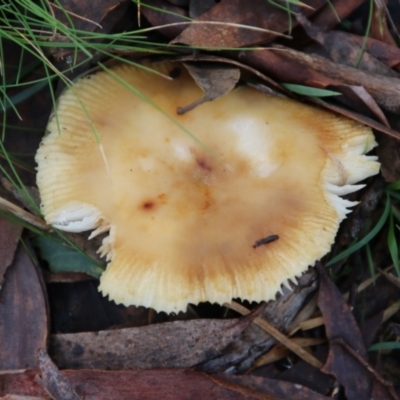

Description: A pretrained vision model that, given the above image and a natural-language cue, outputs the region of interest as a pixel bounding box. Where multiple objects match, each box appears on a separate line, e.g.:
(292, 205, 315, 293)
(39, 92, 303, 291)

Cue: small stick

(225, 301, 323, 369)
(0, 196, 50, 231)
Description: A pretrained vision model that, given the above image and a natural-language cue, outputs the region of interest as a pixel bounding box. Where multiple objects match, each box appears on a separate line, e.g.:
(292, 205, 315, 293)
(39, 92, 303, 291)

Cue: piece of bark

(0, 245, 49, 370)
(49, 317, 252, 369)
(36, 349, 80, 400)
(199, 268, 318, 373)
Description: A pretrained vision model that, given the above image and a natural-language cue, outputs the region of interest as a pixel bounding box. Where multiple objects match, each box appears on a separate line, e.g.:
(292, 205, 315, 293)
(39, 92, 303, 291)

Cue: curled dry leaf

(177, 62, 240, 114)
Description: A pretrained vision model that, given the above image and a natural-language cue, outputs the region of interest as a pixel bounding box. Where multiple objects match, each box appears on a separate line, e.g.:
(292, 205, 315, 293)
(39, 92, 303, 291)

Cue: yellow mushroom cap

(35, 63, 380, 313)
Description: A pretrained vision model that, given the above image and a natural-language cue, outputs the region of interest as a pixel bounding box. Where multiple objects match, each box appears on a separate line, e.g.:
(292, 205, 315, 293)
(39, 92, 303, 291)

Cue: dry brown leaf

(140, 0, 189, 38)
(0, 214, 22, 289)
(330, 85, 390, 127)
(377, 135, 400, 182)
(0, 246, 48, 370)
(239, 45, 400, 115)
(350, 35, 400, 71)
(311, 0, 366, 29)
(298, 15, 398, 78)
(177, 62, 240, 114)
(172, 0, 325, 48)
(370, 0, 396, 46)
(317, 263, 397, 400)
(51, 0, 126, 31)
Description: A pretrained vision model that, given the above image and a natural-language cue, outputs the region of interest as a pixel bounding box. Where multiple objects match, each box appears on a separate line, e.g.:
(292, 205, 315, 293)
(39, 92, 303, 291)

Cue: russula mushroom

(35, 62, 380, 313)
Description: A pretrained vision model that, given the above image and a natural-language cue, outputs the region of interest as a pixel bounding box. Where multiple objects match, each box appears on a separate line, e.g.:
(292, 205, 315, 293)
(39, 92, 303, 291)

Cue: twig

(225, 301, 323, 369)
(0, 196, 50, 231)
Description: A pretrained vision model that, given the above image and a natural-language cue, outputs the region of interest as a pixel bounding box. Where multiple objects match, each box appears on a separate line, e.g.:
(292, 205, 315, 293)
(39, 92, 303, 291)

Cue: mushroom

(35, 62, 380, 313)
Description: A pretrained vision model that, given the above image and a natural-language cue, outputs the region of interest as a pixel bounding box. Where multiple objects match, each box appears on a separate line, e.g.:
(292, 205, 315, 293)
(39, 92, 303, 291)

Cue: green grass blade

(386, 180, 400, 191)
(365, 243, 375, 279)
(280, 83, 342, 97)
(388, 208, 400, 275)
(369, 341, 400, 351)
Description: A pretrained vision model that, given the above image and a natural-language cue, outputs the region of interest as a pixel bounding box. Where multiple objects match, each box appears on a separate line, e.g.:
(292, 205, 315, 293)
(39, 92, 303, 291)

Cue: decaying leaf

(298, 14, 398, 78)
(177, 62, 240, 114)
(311, 0, 366, 30)
(50, 0, 127, 32)
(140, 0, 189, 38)
(317, 263, 397, 400)
(172, 0, 325, 48)
(377, 134, 400, 182)
(0, 246, 48, 370)
(239, 46, 400, 115)
(0, 214, 22, 289)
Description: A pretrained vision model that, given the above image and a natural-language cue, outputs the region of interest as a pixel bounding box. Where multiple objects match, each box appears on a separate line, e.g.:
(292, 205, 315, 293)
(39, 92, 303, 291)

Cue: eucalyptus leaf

(33, 236, 104, 278)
